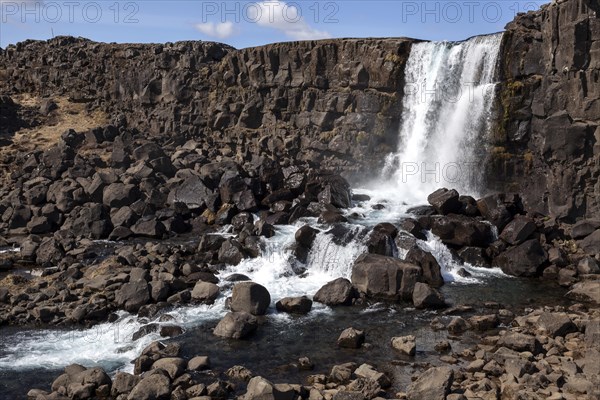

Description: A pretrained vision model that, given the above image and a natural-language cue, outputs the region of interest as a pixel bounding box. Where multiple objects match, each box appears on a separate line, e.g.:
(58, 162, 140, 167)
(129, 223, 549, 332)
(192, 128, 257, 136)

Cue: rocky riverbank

(25, 304, 600, 400)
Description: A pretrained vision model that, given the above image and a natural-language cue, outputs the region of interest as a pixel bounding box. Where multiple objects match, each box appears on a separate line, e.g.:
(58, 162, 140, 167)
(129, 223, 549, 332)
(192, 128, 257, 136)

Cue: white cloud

(195, 21, 235, 39)
(254, 1, 330, 40)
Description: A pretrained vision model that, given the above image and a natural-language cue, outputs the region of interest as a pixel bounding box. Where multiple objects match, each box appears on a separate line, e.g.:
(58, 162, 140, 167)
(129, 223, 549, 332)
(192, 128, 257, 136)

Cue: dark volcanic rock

(275, 296, 313, 314)
(115, 280, 150, 313)
(213, 311, 258, 339)
(230, 282, 271, 316)
(427, 214, 494, 247)
(351, 253, 421, 301)
(493, 239, 548, 277)
(427, 188, 462, 215)
(313, 278, 357, 306)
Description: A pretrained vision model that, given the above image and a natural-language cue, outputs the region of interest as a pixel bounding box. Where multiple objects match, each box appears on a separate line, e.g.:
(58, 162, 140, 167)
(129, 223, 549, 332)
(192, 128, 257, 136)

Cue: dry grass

(0, 94, 108, 178)
(9, 94, 108, 151)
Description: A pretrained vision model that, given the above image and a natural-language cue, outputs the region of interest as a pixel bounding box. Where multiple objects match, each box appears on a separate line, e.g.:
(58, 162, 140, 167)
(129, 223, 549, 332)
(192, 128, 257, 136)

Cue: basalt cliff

(1, 0, 598, 221)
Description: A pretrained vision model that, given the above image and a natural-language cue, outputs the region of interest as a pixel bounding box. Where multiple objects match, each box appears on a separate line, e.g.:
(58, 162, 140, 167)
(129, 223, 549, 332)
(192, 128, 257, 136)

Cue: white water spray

(381, 33, 502, 203)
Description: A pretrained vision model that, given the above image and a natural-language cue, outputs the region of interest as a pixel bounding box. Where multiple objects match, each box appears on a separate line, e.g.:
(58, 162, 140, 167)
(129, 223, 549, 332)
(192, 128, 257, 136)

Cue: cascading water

(381, 33, 502, 203)
(0, 34, 516, 396)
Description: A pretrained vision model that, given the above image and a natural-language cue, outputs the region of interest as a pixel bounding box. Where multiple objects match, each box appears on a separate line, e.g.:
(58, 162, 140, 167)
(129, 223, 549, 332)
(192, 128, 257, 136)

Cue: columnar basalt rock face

(0, 37, 413, 178)
(490, 0, 600, 221)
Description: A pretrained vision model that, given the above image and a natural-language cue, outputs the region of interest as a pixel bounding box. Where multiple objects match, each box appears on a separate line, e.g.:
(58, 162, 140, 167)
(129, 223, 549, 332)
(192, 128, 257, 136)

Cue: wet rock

(213, 311, 258, 339)
(427, 188, 462, 215)
(337, 327, 365, 349)
(218, 239, 245, 265)
(457, 246, 491, 268)
(428, 214, 494, 247)
(351, 253, 421, 301)
(230, 281, 271, 315)
(412, 282, 446, 309)
(313, 173, 352, 209)
(493, 239, 548, 277)
(476, 193, 522, 231)
(159, 325, 183, 337)
(366, 222, 398, 256)
(313, 278, 357, 306)
(295, 225, 318, 248)
(404, 246, 444, 287)
(191, 281, 220, 304)
(275, 296, 312, 314)
(318, 210, 348, 224)
(406, 366, 453, 400)
(391, 335, 416, 356)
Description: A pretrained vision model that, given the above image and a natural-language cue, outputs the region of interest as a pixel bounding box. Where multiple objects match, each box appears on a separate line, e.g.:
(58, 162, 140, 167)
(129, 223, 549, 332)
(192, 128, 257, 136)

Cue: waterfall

(382, 33, 502, 203)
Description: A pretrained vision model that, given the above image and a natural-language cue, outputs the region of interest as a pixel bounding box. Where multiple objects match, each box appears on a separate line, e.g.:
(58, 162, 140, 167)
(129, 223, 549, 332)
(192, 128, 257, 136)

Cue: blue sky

(1, 1, 548, 48)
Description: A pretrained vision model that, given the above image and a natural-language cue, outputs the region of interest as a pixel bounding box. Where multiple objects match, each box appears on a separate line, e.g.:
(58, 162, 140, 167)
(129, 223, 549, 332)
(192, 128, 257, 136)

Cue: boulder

(537, 312, 577, 338)
(427, 188, 462, 215)
(391, 335, 416, 356)
(578, 257, 600, 274)
(168, 175, 217, 210)
(406, 366, 454, 400)
(312, 174, 352, 209)
(313, 278, 356, 306)
(476, 193, 522, 231)
(354, 363, 391, 388)
(188, 356, 211, 371)
(218, 239, 245, 265)
(295, 225, 318, 248)
(566, 281, 600, 304)
(213, 311, 258, 339)
(151, 357, 186, 379)
(111, 372, 141, 397)
(103, 183, 140, 208)
(499, 216, 536, 245)
(244, 376, 295, 400)
(191, 281, 220, 304)
(428, 214, 494, 247)
(468, 314, 499, 331)
(493, 239, 548, 277)
(230, 282, 271, 315)
(571, 219, 600, 239)
(337, 327, 365, 349)
(412, 282, 446, 309)
(275, 296, 312, 314)
(351, 253, 421, 301)
(497, 332, 542, 354)
(578, 229, 600, 254)
(115, 280, 150, 313)
(127, 371, 171, 400)
(366, 223, 398, 256)
(404, 246, 444, 287)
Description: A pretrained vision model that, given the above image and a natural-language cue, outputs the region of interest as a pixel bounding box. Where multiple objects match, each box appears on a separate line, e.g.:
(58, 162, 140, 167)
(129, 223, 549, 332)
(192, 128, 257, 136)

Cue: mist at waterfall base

(0, 34, 568, 398)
